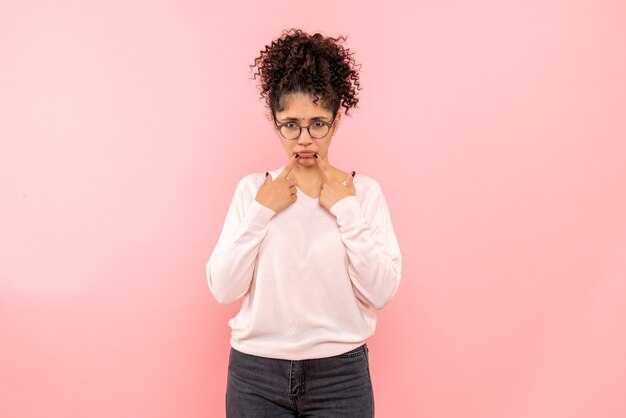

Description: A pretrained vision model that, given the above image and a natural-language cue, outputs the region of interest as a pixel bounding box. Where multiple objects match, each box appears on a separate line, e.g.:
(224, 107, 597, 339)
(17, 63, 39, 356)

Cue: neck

(292, 161, 327, 187)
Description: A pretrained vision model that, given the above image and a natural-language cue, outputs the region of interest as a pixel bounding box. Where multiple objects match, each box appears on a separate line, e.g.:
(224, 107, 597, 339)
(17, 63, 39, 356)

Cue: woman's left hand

(314, 155, 356, 212)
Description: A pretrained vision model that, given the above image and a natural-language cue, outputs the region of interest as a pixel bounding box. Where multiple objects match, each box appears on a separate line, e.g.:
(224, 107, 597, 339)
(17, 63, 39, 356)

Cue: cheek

(281, 142, 295, 154)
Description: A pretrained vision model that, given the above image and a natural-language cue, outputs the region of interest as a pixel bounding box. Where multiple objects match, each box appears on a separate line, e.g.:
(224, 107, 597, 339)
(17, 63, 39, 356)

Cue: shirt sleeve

(329, 180, 402, 309)
(206, 176, 276, 304)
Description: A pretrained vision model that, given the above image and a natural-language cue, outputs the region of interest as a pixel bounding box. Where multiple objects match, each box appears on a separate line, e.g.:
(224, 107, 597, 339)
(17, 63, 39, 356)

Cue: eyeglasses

(273, 113, 337, 140)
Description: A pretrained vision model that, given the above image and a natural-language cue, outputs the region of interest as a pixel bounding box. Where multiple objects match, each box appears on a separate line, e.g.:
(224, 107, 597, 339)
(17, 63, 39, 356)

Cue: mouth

(296, 151, 316, 158)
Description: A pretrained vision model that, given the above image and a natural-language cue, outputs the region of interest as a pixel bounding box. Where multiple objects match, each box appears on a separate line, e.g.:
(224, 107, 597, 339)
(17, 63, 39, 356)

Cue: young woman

(206, 28, 402, 417)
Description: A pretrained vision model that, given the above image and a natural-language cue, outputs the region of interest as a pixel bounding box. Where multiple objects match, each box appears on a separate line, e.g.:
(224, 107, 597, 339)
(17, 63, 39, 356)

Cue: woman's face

(272, 92, 341, 166)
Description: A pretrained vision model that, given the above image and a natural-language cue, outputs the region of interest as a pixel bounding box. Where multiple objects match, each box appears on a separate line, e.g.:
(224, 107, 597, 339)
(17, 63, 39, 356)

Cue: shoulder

(233, 172, 267, 198)
(238, 172, 265, 186)
(353, 173, 381, 189)
(234, 166, 289, 192)
(353, 173, 384, 195)
(352, 173, 388, 210)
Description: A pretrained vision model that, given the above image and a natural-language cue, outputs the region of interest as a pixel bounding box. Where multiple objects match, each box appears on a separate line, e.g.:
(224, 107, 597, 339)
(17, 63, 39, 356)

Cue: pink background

(1, 1, 625, 417)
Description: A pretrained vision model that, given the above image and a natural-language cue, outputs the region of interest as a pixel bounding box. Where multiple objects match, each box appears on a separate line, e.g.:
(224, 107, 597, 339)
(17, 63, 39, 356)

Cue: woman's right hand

(255, 154, 299, 213)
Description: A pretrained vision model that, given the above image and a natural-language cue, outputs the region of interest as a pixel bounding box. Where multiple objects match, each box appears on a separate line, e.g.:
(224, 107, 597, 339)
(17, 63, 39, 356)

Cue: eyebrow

(280, 115, 331, 122)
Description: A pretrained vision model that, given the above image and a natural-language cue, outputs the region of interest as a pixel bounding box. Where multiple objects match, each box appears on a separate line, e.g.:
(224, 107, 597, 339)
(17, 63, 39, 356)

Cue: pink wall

(1, 1, 625, 417)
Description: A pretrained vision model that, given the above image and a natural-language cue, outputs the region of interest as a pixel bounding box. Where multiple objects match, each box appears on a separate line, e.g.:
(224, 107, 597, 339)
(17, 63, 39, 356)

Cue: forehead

(275, 93, 334, 120)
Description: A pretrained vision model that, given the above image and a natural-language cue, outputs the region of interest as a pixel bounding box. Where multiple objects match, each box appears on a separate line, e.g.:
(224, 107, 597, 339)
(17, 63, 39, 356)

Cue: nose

(297, 128, 314, 145)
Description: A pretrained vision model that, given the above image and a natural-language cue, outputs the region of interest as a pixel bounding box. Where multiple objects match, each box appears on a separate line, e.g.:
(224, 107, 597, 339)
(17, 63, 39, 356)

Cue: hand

(255, 154, 299, 213)
(314, 154, 356, 212)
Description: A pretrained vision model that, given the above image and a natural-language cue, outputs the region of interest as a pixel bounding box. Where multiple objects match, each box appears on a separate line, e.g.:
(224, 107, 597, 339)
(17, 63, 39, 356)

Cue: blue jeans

(226, 344, 375, 417)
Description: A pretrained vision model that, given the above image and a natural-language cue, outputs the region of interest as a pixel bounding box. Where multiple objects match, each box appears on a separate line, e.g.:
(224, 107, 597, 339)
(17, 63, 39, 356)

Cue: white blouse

(206, 165, 402, 360)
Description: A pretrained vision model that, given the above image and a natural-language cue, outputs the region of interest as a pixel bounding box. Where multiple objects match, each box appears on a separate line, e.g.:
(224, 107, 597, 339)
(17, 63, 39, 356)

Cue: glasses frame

(273, 113, 338, 140)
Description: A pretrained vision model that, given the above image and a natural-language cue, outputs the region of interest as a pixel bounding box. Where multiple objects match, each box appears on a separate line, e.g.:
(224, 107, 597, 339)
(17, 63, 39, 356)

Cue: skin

(255, 92, 356, 213)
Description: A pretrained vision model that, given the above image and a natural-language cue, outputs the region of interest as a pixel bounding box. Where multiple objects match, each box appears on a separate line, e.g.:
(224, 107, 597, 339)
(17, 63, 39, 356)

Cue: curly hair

(250, 28, 362, 118)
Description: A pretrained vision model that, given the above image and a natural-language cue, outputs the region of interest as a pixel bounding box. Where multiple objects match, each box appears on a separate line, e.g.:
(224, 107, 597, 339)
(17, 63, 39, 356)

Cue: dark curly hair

(250, 28, 362, 119)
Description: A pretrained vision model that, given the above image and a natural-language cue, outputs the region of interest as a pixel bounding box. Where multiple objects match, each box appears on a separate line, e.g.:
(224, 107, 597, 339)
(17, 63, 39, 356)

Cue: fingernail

(314, 153, 318, 159)
(351, 171, 356, 177)
(295, 154, 300, 159)
(265, 172, 269, 177)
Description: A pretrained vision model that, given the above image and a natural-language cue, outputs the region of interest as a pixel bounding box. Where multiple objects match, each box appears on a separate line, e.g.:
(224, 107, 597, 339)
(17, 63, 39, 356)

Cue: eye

(285, 122, 298, 128)
(313, 121, 326, 127)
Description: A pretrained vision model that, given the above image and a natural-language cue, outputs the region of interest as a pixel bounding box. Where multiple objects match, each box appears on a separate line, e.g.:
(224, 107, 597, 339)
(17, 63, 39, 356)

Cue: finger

(279, 154, 299, 180)
(313, 153, 333, 182)
(346, 172, 354, 188)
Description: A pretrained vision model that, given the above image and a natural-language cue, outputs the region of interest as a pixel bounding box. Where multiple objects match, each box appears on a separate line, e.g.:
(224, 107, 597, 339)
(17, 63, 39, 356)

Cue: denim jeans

(225, 343, 374, 417)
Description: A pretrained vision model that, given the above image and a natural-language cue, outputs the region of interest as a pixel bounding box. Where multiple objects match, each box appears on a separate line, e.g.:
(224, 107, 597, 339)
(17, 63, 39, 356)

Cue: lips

(297, 151, 316, 157)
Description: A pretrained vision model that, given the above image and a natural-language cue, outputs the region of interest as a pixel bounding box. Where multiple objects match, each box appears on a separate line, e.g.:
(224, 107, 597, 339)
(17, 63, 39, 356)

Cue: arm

(206, 176, 276, 304)
(329, 180, 402, 309)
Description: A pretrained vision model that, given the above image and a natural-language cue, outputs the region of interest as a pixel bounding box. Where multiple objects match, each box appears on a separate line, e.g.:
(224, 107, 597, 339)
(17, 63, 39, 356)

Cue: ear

(332, 112, 342, 134)
(270, 112, 282, 137)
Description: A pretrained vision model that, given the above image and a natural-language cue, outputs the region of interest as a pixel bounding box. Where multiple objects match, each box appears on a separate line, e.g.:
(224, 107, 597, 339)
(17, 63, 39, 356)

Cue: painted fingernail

(314, 153, 319, 159)
(295, 154, 300, 159)
(265, 172, 269, 177)
(351, 171, 356, 177)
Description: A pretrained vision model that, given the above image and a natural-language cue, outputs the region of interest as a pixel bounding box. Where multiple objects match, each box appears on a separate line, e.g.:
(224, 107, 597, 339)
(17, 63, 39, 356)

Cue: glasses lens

(309, 122, 330, 139)
(280, 125, 300, 140)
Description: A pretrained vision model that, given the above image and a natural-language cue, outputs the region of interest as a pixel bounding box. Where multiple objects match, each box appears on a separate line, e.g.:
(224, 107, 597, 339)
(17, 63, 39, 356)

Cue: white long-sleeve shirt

(206, 165, 402, 360)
